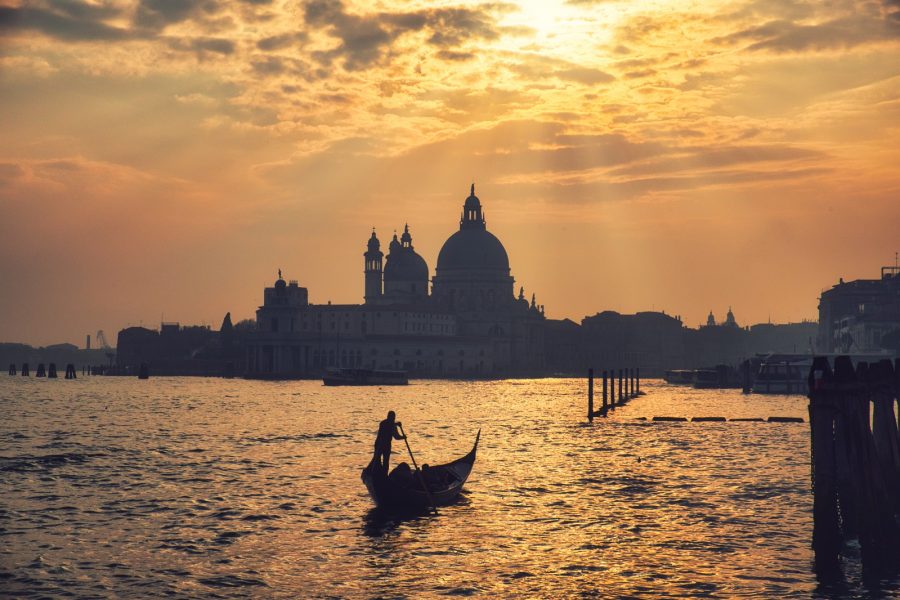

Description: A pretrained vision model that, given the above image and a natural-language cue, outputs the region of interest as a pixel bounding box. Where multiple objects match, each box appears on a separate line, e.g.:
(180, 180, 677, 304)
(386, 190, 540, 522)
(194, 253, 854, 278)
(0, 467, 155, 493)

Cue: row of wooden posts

(8, 363, 117, 377)
(587, 367, 642, 421)
(8, 362, 79, 379)
(808, 355, 900, 572)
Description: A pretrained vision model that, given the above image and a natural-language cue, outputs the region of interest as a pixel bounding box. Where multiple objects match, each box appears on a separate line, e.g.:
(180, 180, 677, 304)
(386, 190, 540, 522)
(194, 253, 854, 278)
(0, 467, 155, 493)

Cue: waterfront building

(817, 264, 900, 353)
(245, 186, 546, 378)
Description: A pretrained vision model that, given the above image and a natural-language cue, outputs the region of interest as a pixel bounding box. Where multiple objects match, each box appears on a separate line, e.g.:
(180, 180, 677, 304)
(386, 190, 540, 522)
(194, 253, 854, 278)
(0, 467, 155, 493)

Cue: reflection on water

(1, 377, 897, 598)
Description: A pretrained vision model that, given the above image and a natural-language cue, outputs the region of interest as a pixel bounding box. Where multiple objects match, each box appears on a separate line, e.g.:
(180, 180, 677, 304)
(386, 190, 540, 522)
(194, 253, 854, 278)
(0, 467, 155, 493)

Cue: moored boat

(664, 369, 695, 385)
(361, 431, 480, 511)
(323, 368, 408, 386)
(752, 355, 812, 394)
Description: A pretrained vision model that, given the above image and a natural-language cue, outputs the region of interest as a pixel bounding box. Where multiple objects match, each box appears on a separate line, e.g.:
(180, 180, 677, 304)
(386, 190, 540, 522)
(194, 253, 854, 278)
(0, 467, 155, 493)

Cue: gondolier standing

(374, 411, 405, 474)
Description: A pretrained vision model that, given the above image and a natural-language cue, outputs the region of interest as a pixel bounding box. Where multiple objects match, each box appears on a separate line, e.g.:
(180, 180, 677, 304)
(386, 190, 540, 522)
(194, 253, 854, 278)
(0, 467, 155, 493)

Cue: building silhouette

(245, 186, 546, 378)
(818, 264, 900, 353)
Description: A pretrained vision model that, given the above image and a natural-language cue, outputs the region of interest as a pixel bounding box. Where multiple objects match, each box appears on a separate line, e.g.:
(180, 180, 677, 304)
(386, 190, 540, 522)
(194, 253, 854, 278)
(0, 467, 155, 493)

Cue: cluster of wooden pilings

(8, 363, 79, 379)
(587, 367, 642, 421)
(808, 355, 900, 572)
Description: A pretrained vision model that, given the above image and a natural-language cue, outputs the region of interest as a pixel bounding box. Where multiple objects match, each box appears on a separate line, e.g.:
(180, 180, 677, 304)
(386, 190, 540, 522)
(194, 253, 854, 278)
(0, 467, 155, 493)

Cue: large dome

(436, 228, 510, 273)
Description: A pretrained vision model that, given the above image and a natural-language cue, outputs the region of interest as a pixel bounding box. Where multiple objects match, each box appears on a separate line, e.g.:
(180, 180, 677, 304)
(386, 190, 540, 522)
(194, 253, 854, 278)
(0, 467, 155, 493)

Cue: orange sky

(1, 0, 899, 346)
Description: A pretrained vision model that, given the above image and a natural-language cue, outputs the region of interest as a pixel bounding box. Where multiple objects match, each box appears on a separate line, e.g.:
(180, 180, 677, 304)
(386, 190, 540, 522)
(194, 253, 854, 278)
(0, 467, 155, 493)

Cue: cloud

(0, 2, 132, 41)
(133, 0, 222, 32)
(503, 53, 615, 86)
(714, 7, 900, 53)
(302, 0, 512, 70)
(256, 31, 308, 51)
(167, 36, 236, 56)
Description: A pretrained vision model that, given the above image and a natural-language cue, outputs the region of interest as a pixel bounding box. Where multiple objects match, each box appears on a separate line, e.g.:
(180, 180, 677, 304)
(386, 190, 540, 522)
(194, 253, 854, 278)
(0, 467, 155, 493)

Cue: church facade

(245, 186, 546, 378)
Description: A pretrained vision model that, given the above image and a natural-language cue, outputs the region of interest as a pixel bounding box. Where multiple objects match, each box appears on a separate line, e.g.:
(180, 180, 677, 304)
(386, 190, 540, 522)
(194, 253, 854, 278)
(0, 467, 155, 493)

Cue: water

(1, 377, 898, 598)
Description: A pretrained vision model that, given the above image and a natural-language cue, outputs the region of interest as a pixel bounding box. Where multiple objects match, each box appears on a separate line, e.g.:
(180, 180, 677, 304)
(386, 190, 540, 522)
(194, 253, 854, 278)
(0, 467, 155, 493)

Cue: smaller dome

(384, 224, 428, 282)
(384, 250, 428, 281)
(275, 269, 286, 289)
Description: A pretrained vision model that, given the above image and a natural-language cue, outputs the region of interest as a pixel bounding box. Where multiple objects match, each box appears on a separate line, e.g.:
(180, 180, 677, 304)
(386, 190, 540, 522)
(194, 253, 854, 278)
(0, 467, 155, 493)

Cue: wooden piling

(36, 363, 46, 377)
(602, 370, 608, 411)
(869, 360, 900, 514)
(48, 363, 57, 378)
(8, 363, 16, 375)
(618, 369, 623, 404)
(610, 369, 616, 407)
(588, 368, 594, 422)
(21, 363, 29, 376)
(65, 363, 76, 379)
(138, 363, 149, 379)
(636, 368, 641, 395)
(808, 356, 841, 568)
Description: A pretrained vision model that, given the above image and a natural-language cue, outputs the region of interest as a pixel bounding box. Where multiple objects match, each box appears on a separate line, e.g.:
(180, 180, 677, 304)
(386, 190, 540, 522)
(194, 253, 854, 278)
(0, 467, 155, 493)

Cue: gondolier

(373, 411, 405, 473)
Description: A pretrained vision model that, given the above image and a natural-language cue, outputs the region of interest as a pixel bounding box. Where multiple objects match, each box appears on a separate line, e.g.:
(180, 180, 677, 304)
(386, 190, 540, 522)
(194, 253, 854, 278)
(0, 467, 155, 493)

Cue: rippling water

(2, 376, 898, 598)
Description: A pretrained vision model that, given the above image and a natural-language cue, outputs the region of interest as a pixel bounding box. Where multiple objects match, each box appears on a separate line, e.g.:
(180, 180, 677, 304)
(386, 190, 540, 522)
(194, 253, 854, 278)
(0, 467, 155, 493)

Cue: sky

(0, 0, 898, 347)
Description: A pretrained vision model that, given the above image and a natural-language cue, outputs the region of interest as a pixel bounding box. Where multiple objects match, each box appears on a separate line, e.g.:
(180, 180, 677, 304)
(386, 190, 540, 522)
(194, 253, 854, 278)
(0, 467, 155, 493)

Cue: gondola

(361, 430, 480, 511)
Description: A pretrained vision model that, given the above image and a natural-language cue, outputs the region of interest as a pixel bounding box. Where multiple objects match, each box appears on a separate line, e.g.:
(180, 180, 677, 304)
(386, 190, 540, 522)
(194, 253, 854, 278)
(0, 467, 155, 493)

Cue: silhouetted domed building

(246, 184, 545, 378)
(433, 185, 513, 312)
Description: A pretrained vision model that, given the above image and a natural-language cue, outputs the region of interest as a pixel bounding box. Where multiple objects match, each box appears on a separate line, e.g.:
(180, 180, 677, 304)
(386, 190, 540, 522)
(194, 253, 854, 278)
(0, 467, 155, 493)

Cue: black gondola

(361, 430, 480, 511)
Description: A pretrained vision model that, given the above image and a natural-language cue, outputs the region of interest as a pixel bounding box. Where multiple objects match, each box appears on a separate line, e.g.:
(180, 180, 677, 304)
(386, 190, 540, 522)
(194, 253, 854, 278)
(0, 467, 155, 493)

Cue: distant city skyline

(1, 1, 898, 346)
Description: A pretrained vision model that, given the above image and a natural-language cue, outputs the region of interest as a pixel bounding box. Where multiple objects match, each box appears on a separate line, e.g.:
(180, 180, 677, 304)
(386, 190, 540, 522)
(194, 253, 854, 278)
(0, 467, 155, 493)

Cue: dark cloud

(256, 32, 308, 51)
(133, 0, 222, 32)
(303, 0, 511, 70)
(0, 2, 132, 41)
(167, 36, 236, 56)
(436, 49, 476, 61)
(715, 8, 900, 52)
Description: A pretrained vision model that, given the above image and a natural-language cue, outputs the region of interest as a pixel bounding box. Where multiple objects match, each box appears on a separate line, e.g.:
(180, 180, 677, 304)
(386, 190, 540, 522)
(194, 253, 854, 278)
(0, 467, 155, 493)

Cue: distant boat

(664, 369, 695, 384)
(752, 355, 812, 395)
(692, 365, 742, 389)
(322, 368, 408, 386)
(361, 431, 480, 511)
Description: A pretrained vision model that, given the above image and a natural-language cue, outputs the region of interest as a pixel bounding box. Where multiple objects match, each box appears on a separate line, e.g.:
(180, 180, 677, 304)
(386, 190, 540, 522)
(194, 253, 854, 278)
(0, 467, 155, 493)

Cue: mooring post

(852, 360, 899, 566)
(588, 368, 594, 422)
(8, 363, 16, 376)
(602, 370, 608, 411)
(65, 363, 76, 379)
(48, 363, 57, 378)
(138, 363, 149, 379)
(631, 368, 635, 398)
(36, 363, 46, 377)
(636, 367, 641, 395)
(21, 363, 29, 376)
(871, 360, 900, 503)
(609, 369, 616, 408)
(808, 356, 841, 568)
(618, 369, 623, 404)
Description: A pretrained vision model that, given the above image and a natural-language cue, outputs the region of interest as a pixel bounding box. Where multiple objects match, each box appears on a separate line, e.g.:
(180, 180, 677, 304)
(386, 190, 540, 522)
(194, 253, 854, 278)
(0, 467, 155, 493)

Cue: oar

(399, 424, 438, 514)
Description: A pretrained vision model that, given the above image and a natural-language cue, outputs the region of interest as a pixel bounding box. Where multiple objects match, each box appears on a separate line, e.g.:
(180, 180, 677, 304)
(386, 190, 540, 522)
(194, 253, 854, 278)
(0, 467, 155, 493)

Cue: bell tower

(364, 229, 383, 304)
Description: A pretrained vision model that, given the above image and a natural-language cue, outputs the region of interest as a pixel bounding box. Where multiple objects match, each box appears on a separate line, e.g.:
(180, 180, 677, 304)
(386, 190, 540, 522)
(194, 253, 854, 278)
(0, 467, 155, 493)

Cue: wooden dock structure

(807, 355, 900, 571)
